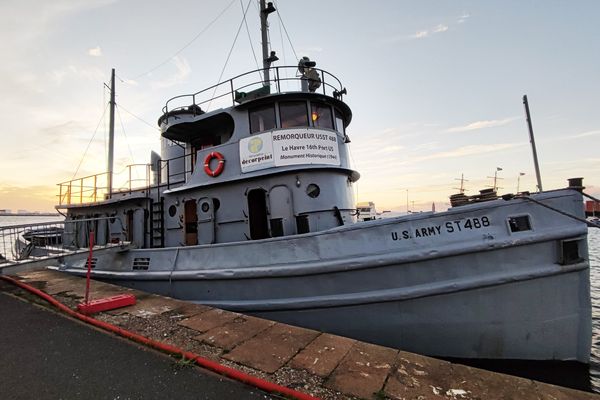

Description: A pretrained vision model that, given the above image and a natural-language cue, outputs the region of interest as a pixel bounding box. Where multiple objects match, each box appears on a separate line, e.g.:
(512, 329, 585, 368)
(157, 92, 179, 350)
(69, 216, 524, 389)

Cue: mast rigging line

(71, 102, 110, 180)
(115, 106, 138, 174)
(125, 0, 237, 81)
(240, 0, 261, 73)
(273, 0, 298, 61)
(208, 0, 253, 111)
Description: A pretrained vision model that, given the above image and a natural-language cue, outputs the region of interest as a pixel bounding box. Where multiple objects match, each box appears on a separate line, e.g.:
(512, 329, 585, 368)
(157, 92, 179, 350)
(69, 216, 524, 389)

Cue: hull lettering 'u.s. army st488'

(391, 216, 492, 241)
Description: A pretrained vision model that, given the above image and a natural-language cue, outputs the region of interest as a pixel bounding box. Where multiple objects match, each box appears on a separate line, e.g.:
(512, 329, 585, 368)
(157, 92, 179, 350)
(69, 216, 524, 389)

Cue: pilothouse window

(335, 109, 345, 134)
(280, 101, 309, 128)
(311, 102, 334, 130)
(249, 104, 276, 134)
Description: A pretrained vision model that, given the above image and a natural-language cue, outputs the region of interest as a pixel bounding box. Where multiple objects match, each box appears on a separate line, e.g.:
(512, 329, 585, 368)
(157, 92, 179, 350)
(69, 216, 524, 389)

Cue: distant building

(0, 209, 11, 214)
(585, 200, 600, 217)
(17, 210, 28, 214)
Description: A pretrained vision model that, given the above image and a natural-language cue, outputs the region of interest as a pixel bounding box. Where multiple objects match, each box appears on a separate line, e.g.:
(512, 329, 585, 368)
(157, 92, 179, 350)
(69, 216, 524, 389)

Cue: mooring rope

(516, 193, 600, 228)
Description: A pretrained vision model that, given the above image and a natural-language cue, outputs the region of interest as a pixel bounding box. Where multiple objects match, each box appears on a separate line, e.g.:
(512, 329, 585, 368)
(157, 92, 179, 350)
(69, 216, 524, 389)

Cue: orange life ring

(204, 152, 225, 177)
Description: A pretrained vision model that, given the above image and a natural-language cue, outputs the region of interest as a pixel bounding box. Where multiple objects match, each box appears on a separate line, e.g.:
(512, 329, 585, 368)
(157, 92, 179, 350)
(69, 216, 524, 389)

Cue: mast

(523, 95, 543, 192)
(107, 68, 116, 198)
(260, 0, 277, 85)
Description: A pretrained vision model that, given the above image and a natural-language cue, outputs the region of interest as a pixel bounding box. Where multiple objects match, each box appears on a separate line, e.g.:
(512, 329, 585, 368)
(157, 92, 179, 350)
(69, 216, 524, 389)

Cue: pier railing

(0, 217, 127, 264)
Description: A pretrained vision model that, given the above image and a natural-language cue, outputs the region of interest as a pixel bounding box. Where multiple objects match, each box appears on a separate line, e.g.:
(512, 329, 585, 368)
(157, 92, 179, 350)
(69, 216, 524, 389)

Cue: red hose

(0, 275, 319, 400)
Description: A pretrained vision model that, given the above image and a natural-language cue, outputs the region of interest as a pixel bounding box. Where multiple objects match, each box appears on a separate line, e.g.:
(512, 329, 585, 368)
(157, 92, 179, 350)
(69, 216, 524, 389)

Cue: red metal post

(84, 230, 95, 304)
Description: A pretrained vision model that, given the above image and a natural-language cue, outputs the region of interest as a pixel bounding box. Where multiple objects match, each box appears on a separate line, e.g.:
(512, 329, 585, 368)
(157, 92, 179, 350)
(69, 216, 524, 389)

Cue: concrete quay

(3, 268, 598, 400)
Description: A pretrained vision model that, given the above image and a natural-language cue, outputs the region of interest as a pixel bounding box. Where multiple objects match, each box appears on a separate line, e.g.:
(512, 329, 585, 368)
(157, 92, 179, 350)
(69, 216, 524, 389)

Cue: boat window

(280, 101, 308, 128)
(310, 102, 334, 130)
(306, 184, 320, 198)
(559, 239, 583, 265)
(249, 104, 276, 134)
(335, 109, 345, 134)
(508, 215, 531, 232)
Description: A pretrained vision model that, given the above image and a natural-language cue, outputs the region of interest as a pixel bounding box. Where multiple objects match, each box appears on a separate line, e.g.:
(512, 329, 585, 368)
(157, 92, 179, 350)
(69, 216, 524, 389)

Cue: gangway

(0, 217, 130, 275)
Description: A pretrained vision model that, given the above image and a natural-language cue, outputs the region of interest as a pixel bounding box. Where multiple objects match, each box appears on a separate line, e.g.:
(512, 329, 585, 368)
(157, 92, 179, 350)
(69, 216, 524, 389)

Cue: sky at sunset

(0, 0, 598, 212)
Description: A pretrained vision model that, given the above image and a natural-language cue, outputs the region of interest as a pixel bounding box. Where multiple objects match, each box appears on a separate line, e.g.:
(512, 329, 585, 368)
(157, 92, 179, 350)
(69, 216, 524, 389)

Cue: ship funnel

(150, 151, 161, 186)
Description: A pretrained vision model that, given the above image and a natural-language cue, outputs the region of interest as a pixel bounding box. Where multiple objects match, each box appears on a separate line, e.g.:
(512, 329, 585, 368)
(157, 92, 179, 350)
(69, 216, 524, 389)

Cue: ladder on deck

(151, 198, 165, 248)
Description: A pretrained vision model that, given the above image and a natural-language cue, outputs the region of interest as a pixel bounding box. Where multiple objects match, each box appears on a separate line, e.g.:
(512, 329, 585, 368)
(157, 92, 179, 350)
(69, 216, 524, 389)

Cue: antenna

(523, 95, 543, 191)
(487, 167, 503, 191)
(453, 173, 468, 194)
(107, 68, 115, 199)
(260, 0, 277, 85)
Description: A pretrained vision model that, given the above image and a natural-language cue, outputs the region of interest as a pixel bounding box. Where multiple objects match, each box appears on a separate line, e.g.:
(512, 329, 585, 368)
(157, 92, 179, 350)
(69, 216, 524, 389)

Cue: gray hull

(57, 189, 592, 362)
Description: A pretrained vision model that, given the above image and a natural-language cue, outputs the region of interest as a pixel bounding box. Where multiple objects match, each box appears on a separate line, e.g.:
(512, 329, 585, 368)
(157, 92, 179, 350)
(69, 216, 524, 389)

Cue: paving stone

(171, 302, 212, 318)
(194, 315, 274, 350)
(326, 341, 397, 399)
(223, 323, 320, 373)
(384, 351, 455, 400)
(289, 333, 355, 378)
(111, 295, 181, 318)
(178, 308, 240, 332)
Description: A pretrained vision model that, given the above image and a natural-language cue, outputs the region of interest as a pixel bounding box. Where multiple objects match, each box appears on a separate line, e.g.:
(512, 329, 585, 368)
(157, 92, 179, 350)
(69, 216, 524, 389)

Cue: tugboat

(51, 2, 591, 363)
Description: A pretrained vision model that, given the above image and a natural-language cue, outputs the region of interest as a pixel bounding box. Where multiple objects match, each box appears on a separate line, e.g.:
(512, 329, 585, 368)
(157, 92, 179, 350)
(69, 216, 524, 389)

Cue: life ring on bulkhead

(204, 151, 225, 177)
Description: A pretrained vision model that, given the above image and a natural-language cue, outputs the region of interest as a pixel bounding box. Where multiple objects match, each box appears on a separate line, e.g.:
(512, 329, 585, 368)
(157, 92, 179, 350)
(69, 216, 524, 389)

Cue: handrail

(160, 65, 345, 122)
(57, 164, 152, 206)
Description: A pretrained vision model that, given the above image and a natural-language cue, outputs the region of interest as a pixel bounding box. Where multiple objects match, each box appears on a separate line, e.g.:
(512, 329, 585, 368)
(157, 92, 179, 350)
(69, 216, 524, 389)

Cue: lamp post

(490, 167, 503, 191)
(517, 172, 525, 193)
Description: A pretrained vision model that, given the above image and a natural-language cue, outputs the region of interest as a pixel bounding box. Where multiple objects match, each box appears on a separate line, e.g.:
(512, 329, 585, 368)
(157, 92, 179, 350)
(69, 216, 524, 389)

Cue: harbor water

(1, 215, 599, 393)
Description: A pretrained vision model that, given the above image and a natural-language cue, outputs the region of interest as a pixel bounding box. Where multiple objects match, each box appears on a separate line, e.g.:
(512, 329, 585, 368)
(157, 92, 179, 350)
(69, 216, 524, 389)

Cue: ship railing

(57, 164, 152, 206)
(161, 65, 345, 122)
(0, 216, 126, 264)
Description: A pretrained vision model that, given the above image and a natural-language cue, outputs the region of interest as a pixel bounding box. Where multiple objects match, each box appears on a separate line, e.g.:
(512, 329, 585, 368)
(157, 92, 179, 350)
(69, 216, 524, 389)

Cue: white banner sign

(240, 129, 340, 173)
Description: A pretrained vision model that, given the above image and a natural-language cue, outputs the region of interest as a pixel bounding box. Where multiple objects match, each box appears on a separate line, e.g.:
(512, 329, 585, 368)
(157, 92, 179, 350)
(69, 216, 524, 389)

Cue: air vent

(132, 257, 150, 270)
(85, 258, 97, 269)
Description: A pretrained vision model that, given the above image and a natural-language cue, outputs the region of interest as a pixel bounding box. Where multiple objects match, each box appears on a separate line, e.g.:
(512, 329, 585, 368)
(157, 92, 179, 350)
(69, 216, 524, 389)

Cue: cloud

(446, 117, 518, 133)
(412, 143, 522, 162)
(87, 46, 102, 57)
(409, 24, 449, 40)
(151, 56, 191, 89)
(457, 13, 470, 24)
(565, 129, 600, 139)
(433, 24, 449, 33)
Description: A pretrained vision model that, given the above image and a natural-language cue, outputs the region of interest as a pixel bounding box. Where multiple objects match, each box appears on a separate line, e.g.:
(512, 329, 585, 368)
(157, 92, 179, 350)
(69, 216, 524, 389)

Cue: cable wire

(207, 0, 252, 111)
(129, 0, 237, 80)
(71, 102, 110, 180)
(117, 104, 161, 132)
(274, 0, 298, 61)
(241, 0, 260, 71)
(115, 105, 138, 171)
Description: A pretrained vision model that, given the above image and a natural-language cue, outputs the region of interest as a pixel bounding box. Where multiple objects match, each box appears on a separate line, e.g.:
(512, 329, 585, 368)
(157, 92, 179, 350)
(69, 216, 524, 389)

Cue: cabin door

(269, 185, 295, 237)
(197, 197, 215, 244)
(247, 189, 270, 240)
(184, 200, 198, 245)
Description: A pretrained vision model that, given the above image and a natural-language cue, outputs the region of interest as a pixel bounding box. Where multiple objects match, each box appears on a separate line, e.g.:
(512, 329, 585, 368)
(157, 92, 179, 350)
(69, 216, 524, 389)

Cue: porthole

(306, 184, 320, 198)
(213, 198, 221, 211)
(201, 202, 210, 212)
(168, 205, 177, 217)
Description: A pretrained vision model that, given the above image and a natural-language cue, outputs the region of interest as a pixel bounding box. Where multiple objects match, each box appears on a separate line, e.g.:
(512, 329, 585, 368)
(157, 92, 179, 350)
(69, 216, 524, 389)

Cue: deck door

(268, 185, 295, 237)
(184, 200, 198, 245)
(197, 197, 215, 244)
